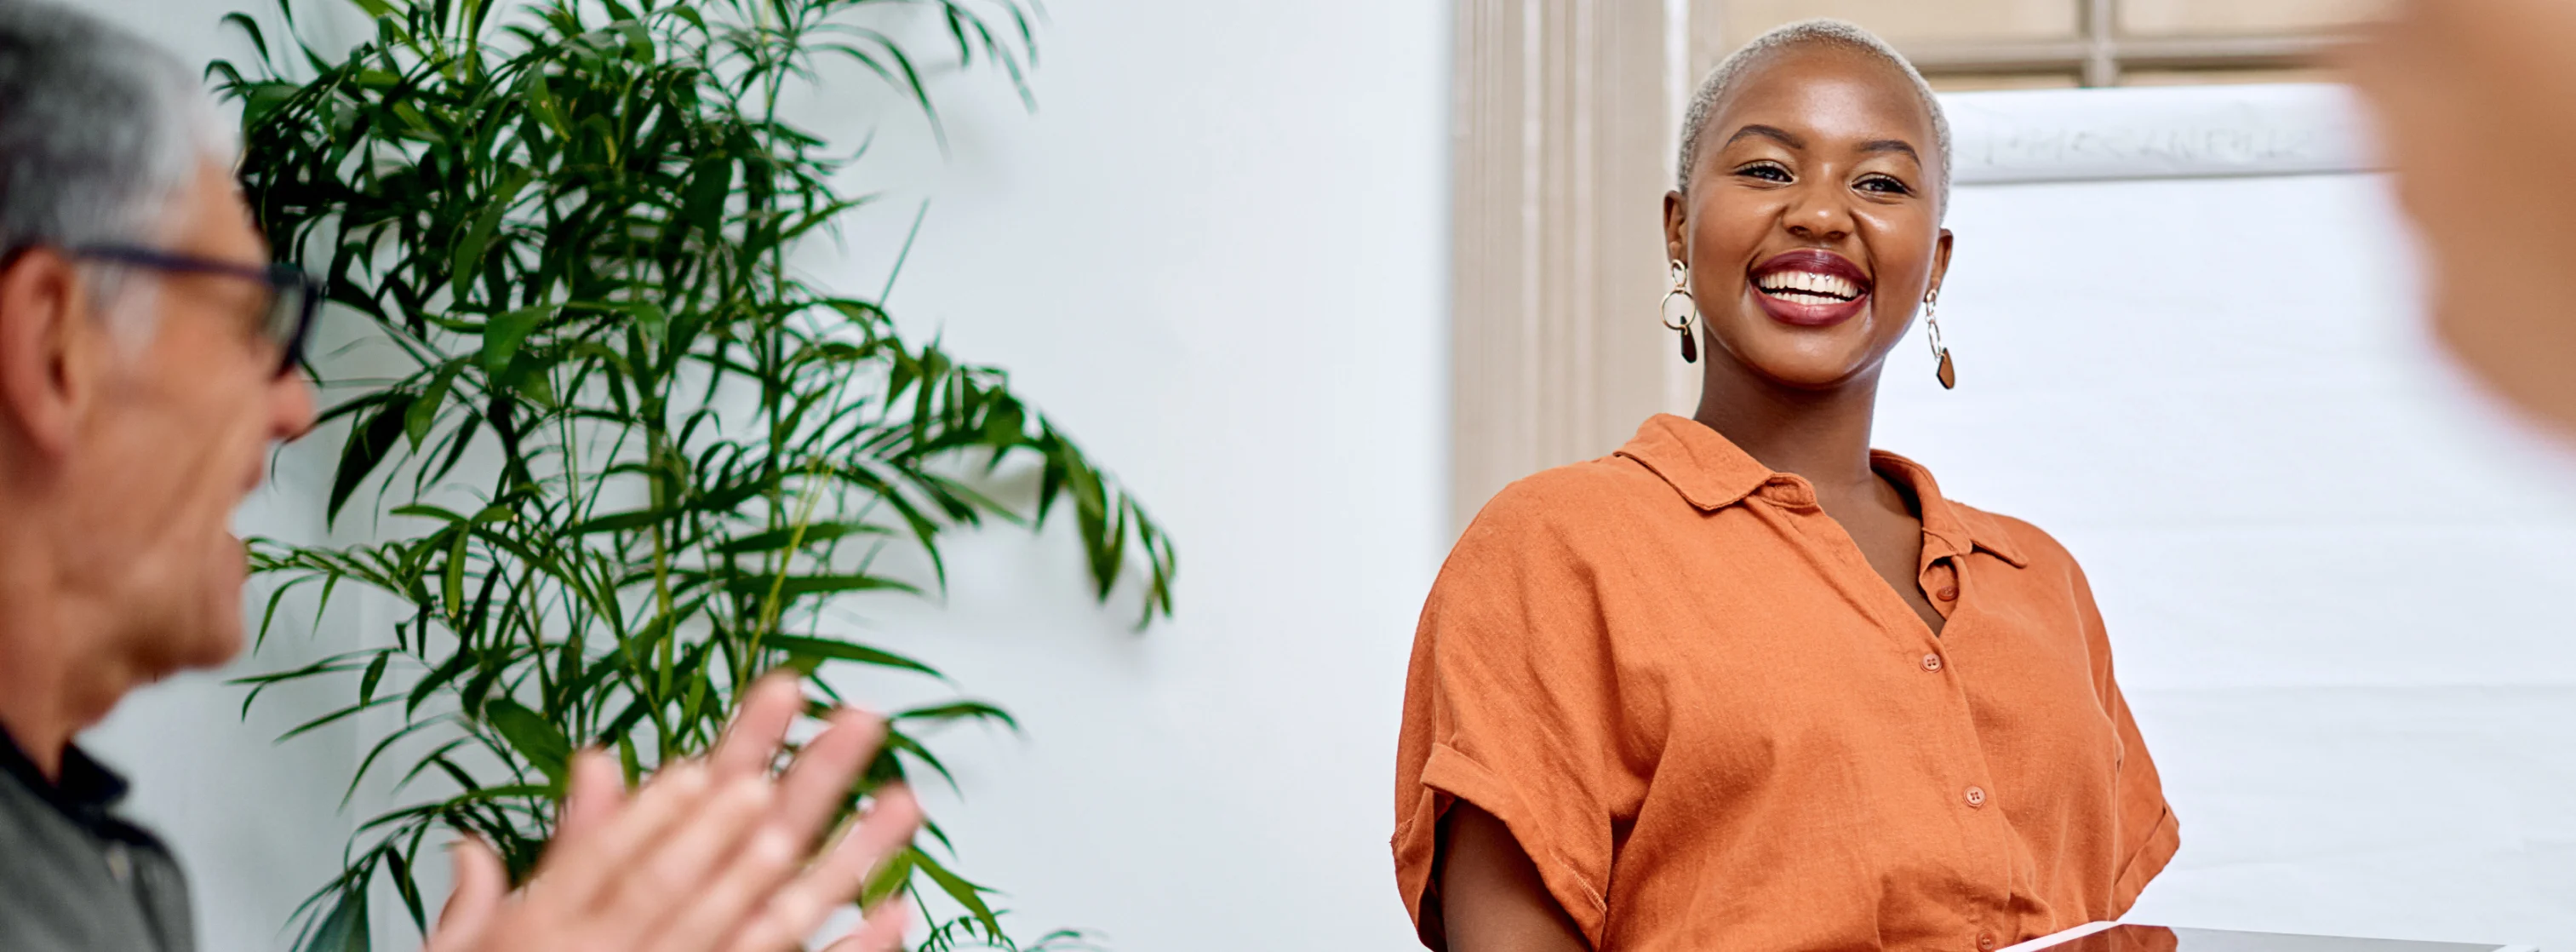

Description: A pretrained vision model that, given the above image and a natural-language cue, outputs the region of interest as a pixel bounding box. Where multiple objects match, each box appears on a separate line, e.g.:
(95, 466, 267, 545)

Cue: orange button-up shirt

(1394, 415, 2178, 951)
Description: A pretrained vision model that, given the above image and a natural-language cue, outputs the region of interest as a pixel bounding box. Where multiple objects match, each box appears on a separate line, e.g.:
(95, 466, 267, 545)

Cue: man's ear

(0, 249, 94, 460)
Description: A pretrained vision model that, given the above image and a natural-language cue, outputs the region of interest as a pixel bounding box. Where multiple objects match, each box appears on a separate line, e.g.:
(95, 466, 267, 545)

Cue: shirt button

(1964, 785, 1988, 808)
(1921, 652, 1943, 673)
(1936, 586, 1960, 601)
(1978, 932, 1998, 951)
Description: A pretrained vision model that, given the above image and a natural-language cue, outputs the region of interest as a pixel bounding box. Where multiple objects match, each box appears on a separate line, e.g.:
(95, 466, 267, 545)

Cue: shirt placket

(1766, 481, 2012, 949)
(1925, 553, 2021, 951)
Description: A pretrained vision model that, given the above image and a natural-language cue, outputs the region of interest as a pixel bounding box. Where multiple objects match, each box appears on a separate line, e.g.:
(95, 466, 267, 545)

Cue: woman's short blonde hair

(1676, 18, 1951, 212)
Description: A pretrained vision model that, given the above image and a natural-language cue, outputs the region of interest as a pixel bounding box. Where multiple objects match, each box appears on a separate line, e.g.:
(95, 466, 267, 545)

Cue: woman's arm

(1435, 803, 1592, 952)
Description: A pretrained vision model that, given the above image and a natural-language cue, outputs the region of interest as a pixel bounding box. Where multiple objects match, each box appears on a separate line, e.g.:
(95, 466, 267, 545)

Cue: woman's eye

(1736, 163, 1791, 183)
(1858, 175, 1913, 195)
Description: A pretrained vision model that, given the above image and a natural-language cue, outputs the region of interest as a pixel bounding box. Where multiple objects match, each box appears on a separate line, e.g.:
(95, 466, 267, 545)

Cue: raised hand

(426, 674, 924, 952)
(2346, 0, 2576, 431)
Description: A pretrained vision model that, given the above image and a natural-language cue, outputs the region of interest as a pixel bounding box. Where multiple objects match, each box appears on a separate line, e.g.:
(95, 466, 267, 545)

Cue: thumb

(426, 835, 506, 952)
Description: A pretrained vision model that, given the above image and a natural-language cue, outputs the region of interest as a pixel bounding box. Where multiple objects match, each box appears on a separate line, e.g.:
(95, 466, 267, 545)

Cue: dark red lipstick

(1749, 249, 1873, 328)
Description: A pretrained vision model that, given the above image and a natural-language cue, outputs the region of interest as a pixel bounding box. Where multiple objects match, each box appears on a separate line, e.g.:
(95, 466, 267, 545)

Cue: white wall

(1880, 88, 2576, 950)
(75, 1, 1452, 951)
(793, 3, 1451, 949)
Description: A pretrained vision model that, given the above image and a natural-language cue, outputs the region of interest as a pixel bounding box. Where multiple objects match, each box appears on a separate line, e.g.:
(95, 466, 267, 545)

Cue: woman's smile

(1749, 248, 1873, 327)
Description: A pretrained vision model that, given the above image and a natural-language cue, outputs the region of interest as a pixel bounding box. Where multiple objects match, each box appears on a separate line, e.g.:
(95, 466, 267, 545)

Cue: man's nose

(270, 372, 318, 442)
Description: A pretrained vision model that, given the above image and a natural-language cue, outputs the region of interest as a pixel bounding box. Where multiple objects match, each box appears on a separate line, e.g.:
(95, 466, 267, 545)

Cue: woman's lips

(1749, 249, 1872, 328)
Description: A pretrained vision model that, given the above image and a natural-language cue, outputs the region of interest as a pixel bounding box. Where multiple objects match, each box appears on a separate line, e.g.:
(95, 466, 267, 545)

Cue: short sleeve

(1392, 486, 1628, 950)
(2066, 555, 2180, 913)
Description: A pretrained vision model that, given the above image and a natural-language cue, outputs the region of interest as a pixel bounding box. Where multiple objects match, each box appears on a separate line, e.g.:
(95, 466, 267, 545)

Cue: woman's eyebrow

(1858, 139, 1921, 163)
(1725, 123, 1805, 150)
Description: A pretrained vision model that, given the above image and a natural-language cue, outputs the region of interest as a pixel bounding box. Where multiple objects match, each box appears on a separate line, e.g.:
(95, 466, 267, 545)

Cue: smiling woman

(1394, 19, 2175, 952)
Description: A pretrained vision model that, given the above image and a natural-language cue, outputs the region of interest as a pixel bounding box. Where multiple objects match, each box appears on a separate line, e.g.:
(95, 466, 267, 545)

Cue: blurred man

(2350, 0, 2576, 435)
(0, 4, 920, 951)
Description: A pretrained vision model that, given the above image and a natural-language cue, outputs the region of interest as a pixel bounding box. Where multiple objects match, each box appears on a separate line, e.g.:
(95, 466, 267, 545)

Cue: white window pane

(2118, 66, 2344, 86)
(2119, 0, 2389, 36)
(1720, 0, 2078, 47)
(1931, 72, 2083, 91)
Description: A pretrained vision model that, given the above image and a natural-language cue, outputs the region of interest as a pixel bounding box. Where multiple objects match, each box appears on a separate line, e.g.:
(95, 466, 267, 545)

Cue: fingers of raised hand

(423, 836, 506, 952)
(554, 748, 630, 850)
(773, 708, 888, 841)
(710, 673, 807, 782)
(638, 811, 806, 952)
(597, 774, 777, 943)
(723, 783, 923, 952)
(525, 760, 718, 913)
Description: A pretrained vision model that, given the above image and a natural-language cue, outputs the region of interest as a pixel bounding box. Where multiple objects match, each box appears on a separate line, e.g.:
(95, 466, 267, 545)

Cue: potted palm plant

(209, 1, 1173, 949)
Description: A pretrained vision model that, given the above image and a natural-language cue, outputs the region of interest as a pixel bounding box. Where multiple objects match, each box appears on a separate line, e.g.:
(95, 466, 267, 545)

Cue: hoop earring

(1662, 260, 1699, 364)
(1924, 288, 1956, 389)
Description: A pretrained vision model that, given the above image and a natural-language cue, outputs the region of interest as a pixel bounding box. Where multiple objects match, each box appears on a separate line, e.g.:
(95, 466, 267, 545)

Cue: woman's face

(1665, 45, 1952, 391)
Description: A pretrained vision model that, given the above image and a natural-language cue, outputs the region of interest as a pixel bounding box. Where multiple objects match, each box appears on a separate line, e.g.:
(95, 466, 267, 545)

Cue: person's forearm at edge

(1434, 804, 1591, 952)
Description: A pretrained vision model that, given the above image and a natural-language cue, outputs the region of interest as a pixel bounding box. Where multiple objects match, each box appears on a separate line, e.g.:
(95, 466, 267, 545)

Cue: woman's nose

(1783, 182, 1855, 240)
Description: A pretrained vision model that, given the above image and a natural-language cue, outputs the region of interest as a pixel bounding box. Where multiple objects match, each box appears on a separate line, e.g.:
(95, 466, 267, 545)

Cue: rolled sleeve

(1392, 484, 1627, 949)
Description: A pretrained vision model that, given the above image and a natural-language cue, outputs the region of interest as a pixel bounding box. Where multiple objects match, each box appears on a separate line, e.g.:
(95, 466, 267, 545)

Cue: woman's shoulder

(1460, 453, 1687, 542)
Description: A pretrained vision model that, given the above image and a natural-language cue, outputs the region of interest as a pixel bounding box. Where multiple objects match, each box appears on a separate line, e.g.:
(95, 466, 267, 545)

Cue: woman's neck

(1691, 356, 1886, 499)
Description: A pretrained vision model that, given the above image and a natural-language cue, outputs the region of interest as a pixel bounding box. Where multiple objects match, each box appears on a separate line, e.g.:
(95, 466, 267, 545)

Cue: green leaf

(328, 393, 415, 527)
(382, 845, 427, 933)
(278, 696, 399, 743)
(707, 521, 889, 555)
(623, 301, 667, 347)
(479, 306, 549, 377)
(358, 652, 389, 705)
(217, 13, 269, 66)
(679, 157, 733, 238)
(763, 634, 942, 678)
(480, 698, 571, 787)
(564, 508, 666, 536)
(441, 525, 470, 622)
(405, 363, 464, 450)
(405, 651, 472, 718)
(912, 847, 1005, 939)
(724, 573, 920, 599)
(295, 882, 370, 952)
(896, 700, 1019, 732)
(451, 165, 532, 293)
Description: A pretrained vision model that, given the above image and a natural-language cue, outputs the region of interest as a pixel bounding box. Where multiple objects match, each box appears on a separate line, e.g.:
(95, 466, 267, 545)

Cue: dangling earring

(1662, 260, 1699, 364)
(1924, 288, 1956, 389)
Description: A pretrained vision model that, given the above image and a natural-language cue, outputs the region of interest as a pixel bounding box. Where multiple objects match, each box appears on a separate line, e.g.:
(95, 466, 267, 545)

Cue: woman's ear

(1663, 190, 1689, 261)
(1927, 227, 1955, 298)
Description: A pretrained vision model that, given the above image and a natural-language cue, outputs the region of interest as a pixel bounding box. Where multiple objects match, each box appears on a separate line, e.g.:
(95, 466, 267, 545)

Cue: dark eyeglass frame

(65, 244, 320, 376)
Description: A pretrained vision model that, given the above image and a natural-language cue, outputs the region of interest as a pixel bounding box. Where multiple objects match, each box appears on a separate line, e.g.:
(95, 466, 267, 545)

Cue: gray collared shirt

(0, 728, 194, 952)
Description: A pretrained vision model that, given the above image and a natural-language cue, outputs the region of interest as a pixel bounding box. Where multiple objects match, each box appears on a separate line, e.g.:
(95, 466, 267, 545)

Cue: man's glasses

(68, 244, 320, 376)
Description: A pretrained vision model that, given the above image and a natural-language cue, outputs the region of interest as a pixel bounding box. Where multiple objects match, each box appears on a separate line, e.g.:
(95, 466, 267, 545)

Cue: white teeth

(1756, 269, 1861, 301)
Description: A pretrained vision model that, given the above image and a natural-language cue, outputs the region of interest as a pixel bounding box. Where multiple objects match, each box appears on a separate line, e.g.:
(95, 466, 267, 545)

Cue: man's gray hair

(0, 0, 225, 261)
(1675, 19, 1951, 211)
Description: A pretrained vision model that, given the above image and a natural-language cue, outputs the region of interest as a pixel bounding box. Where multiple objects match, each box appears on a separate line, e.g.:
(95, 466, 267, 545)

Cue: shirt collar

(1614, 414, 2029, 569)
(0, 722, 131, 823)
(1869, 450, 2029, 568)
